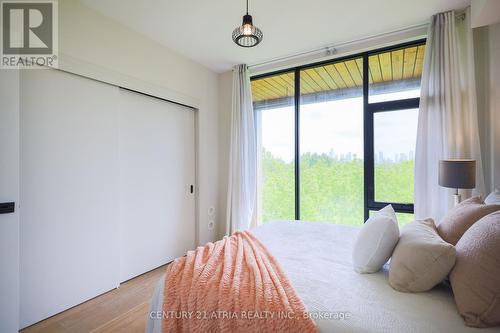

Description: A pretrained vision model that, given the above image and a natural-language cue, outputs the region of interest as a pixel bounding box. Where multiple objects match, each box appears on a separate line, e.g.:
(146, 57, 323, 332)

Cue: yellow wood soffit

(251, 45, 425, 102)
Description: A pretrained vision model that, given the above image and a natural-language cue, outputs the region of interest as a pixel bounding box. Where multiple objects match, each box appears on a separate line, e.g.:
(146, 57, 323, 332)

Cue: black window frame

(251, 38, 426, 223)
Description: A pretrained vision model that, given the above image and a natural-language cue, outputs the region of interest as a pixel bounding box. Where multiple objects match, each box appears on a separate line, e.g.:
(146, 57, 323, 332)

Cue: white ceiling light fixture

(232, 0, 263, 48)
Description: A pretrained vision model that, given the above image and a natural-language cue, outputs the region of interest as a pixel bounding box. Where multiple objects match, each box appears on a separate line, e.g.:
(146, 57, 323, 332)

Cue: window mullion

(294, 68, 300, 221)
(367, 98, 420, 113)
(363, 53, 373, 222)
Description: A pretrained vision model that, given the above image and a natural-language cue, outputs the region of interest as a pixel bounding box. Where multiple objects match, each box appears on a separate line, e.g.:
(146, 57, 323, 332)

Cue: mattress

(147, 221, 500, 333)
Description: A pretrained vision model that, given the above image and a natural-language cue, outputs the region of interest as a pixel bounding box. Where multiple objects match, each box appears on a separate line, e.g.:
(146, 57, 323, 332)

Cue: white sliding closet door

(20, 69, 120, 328)
(118, 89, 196, 282)
(0, 69, 20, 333)
(19, 69, 196, 328)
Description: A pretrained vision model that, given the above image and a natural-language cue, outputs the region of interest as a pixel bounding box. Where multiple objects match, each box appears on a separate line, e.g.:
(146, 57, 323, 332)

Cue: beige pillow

(450, 211, 500, 328)
(389, 218, 456, 292)
(437, 196, 500, 245)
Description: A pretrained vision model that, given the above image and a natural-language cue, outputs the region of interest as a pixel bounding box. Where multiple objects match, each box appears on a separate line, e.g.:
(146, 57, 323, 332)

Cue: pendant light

(232, 0, 263, 47)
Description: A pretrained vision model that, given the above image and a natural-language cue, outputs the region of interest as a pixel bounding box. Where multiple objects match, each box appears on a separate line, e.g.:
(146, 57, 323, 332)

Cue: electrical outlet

(208, 219, 215, 230)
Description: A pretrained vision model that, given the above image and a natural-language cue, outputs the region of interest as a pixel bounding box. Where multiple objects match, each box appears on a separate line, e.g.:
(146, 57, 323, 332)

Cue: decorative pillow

(389, 218, 456, 292)
(450, 211, 500, 328)
(437, 196, 500, 245)
(352, 205, 399, 274)
(485, 189, 500, 205)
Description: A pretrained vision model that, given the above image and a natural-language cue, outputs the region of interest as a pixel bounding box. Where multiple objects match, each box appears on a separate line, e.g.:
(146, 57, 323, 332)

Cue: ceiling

(81, 0, 470, 73)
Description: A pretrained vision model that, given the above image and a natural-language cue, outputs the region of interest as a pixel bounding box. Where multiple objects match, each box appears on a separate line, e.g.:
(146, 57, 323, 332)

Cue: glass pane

(252, 72, 295, 223)
(396, 213, 414, 225)
(299, 58, 364, 225)
(368, 44, 425, 103)
(374, 109, 418, 203)
(369, 210, 414, 226)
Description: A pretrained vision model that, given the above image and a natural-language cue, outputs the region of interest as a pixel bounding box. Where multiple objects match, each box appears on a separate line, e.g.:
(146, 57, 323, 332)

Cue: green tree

(261, 149, 414, 226)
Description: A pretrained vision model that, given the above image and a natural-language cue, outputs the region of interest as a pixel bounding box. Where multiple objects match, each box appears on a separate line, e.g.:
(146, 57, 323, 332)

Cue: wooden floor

(21, 265, 166, 333)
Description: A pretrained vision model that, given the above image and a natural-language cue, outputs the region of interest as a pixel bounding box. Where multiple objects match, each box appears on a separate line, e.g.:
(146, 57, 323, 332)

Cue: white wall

(217, 71, 233, 237)
(0, 71, 20, 333)
(474, 22, 500, 191)
(471, 0, 500, 28)
(474, 26, 491, 191)
(58, 0, 221, 245)
(490, 23, 500, 189)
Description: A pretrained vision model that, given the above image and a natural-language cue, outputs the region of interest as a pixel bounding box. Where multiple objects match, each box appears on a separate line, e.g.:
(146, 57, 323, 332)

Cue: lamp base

(453, 193, 461, 206)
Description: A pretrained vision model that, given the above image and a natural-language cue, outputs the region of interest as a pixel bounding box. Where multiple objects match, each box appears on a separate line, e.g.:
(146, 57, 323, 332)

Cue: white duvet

(148, 221, 500, 333)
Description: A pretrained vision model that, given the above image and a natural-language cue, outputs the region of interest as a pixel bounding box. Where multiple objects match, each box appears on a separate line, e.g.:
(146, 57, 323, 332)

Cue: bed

(147, 221, 500, 333)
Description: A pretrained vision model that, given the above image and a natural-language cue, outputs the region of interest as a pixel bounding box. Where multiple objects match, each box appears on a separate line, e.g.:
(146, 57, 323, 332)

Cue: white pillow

(352, 205, 400, 273)
(484, 189, 500, 205)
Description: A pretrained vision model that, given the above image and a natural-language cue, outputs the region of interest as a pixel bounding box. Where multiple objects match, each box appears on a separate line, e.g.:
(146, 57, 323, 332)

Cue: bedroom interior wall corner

(490, 23, 500, 190)
(58, 0, 223, 246)
(196, 72, 221, 245)
(217, 70, 233, 239)
(474, 26, 492, 193)
(474, 22, 500, 192)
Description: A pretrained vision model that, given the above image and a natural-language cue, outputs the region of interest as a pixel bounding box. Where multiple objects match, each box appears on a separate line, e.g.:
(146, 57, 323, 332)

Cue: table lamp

(439, 159, 476, 206)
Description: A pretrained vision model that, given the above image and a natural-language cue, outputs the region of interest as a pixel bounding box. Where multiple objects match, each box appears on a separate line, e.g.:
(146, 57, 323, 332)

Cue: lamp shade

(439, 159, 476, 189)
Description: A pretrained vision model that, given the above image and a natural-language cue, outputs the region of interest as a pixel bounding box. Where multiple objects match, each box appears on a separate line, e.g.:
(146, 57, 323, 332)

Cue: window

(253, 72, 295, 223)
(368, 210, 415, 225)
(368, 45, 425, 103)
(299, 60, 364, 225)
(374, 109, 418, 204)
(365, 43, 424, 224)
(252, 40, 425, 226)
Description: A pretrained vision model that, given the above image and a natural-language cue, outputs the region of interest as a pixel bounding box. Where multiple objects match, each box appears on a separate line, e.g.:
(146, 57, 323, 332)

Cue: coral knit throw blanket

(162, 230, 318, 333)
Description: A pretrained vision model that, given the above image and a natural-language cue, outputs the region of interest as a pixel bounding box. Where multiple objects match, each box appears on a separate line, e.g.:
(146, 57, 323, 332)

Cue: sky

(259, 89, 420, 163)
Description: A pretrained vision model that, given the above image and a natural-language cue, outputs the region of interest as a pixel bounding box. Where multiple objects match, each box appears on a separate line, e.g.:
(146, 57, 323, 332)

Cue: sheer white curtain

(415, 8, 485, 221)
(226, 64, 258, 234)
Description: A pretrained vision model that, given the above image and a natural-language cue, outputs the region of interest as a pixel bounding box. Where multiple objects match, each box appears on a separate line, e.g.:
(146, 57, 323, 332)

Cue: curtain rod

(248, 9, 467, 71)
(248, 22, 429, 69)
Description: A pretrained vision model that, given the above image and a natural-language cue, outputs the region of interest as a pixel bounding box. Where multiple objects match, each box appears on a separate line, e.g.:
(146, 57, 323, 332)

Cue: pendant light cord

(246, 0, 249, 14)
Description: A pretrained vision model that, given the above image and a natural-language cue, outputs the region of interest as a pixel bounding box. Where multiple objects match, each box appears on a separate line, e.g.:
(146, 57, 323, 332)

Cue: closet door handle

(0, 202, 15, 214)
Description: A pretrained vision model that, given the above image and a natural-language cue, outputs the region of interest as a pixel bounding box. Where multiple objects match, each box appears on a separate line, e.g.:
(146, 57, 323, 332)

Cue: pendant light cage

(232, 0, 263, 47)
